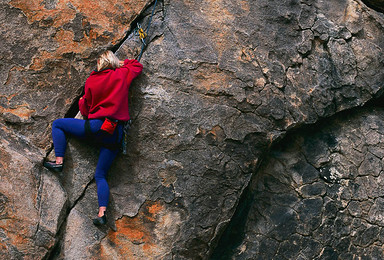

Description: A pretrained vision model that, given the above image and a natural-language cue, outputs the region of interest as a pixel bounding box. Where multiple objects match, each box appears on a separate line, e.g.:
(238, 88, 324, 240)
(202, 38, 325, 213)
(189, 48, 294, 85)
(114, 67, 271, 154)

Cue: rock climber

(43, 50, 143, 225)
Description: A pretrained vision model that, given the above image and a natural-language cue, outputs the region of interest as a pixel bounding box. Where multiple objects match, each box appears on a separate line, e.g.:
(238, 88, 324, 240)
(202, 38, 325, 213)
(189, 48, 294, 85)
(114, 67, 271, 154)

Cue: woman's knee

(52, 118, 66, 129)
(94, 169, 107, 182)
(52, 119, 60, 129)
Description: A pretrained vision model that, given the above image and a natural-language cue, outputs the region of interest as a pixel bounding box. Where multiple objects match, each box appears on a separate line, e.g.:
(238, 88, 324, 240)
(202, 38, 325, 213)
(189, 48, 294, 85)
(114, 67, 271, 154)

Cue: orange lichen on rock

(0, 217, 44, 258)
(100, 201, 167, 259)
(70, 0, 149, 44)
(148, 202, 162, 215)
(9, 0, 76, 27)
(100, 200, 182, 259)
(9, 0, 150, 70)
(9, 0, 148, 34)
(53, 29, 94, 57)
(0, 105, 35, 120)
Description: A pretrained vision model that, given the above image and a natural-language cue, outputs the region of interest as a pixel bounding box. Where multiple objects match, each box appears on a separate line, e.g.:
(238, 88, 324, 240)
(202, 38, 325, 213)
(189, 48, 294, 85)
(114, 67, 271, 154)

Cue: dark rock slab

(231, 107, 384, 259)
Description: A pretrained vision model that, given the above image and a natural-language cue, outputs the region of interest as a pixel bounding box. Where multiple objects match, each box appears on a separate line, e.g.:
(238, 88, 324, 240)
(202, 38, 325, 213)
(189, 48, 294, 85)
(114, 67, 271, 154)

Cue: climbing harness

(122, 0, 158, 155)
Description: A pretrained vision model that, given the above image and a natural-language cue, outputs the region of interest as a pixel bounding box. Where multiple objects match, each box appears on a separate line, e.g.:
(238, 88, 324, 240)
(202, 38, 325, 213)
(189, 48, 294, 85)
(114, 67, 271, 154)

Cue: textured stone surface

(228, 107, 384, 259)
(0, 0, 150, 258)
(0, 127, 67, 259)
(108, 0, 384, 258)
(0, 0, 384, 259)
(1, 0, 151, 148)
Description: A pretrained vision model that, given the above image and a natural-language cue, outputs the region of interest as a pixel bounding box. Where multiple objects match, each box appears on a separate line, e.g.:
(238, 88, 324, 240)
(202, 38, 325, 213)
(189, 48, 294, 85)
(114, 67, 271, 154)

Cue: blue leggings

(52, 118, 123, 207)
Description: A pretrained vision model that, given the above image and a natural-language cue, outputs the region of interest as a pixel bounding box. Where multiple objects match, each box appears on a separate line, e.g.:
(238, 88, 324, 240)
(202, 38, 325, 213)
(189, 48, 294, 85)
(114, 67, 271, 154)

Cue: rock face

(0, 127, 66, 259)
(222, 106, 384, 259)
(0, 0, 384, 259)
(1, 0, 152, 148)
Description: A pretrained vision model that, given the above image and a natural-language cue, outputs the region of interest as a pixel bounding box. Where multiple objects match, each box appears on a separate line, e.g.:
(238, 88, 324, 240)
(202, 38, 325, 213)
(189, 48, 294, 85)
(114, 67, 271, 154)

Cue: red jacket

(79, 59, 143, 121)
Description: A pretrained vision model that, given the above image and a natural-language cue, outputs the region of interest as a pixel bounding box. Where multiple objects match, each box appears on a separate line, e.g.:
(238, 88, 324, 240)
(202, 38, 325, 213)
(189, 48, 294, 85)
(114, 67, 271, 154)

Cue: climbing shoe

(93, 215, 107, 226)
(43, 161, 63, 173)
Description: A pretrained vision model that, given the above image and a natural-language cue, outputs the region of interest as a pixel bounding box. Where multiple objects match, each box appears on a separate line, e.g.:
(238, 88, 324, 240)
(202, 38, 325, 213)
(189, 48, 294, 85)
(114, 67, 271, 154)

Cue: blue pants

(52, 118, 123, 207)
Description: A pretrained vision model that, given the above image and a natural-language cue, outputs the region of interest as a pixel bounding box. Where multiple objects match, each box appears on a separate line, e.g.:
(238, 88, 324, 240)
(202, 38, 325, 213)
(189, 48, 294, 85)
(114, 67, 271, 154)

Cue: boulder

(226, 107, 384, 259)
(0, 126, 66, 259)
(1, 0, 151, 148)
(0, 0, 384, 259)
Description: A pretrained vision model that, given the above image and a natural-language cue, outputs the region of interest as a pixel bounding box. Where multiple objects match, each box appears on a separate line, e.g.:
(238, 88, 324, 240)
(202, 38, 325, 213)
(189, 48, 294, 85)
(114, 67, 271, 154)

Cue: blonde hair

(97, 50, 120, 71)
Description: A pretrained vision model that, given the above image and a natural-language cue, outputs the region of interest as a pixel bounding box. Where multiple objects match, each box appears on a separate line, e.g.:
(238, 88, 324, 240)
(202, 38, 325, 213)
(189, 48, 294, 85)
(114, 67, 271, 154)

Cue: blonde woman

(44, 50, 143, 225)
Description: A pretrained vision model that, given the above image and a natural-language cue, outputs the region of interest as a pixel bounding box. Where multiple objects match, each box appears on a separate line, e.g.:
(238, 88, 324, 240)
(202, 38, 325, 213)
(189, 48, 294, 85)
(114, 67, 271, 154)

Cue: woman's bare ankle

(56, 157, 64, 164)
(98, 207, 107, 217)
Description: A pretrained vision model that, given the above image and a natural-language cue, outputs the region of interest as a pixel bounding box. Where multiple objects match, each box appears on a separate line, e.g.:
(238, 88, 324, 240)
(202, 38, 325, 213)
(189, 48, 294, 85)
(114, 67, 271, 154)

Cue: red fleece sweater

(79, 59, 143, 121)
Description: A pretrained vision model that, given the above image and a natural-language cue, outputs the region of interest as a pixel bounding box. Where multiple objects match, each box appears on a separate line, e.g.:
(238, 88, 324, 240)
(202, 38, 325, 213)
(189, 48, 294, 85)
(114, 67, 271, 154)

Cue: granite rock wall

(0, 0, 384, 259)
(222, 106, 384, 259)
